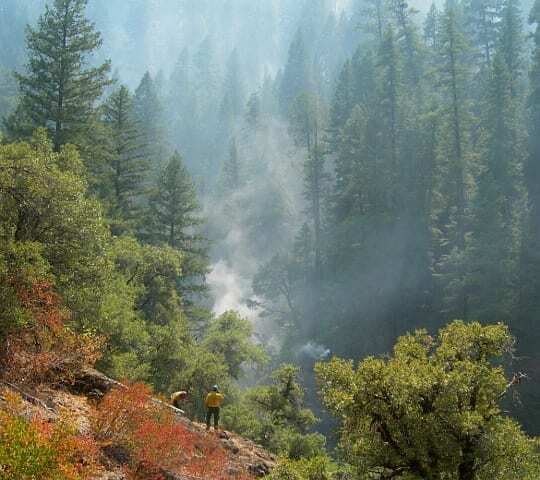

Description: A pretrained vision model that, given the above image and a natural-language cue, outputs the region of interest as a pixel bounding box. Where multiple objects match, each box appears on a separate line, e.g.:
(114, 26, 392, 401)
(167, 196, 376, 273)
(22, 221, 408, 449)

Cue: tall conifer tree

(144, 152, 208, 298)
(520, 0, 540, 330)
(134, 71, 166, 170)
(5, 0, 111, 151)
(279, 29, 312, 114)
(434, 3, 472, 321)
(102, 85, 148, 234)
(468, 53, 523, 321)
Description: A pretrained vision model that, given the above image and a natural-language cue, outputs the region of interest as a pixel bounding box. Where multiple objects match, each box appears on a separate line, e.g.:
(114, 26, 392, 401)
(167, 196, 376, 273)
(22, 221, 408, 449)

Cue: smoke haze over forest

(2, 1, 540, 475)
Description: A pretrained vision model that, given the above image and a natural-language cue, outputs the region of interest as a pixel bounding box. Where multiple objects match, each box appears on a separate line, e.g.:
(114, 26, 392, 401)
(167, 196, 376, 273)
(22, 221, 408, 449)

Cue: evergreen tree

(221, 138, 241, 193)
(378, 26, 401, 192)
(424, 3, 441, 49)
(512, 0, 540, 434)
(102, 85, 148, 235)
(220, 49, 245, 123)
(465, 0, 503, 68)
(193, 35, 220, 116)
(0, 67, 18, 122)
(389, 0, 422, 87)
(359, 0, 387, 44)
(134, 71, 166, 170)
(167, 47, 198, 163)
(328, 59, 354, 146)
(5, 0, 111, 151)
(468, 53, 523, 321)
(519, 0, 540, 346)
(279, 30, 312, 114)
(192, 35, 221, 176)
(498, 0, 524, 98)
(434, 3, 473, 321)
(289, 93, 327, 285)
(145, 151, 202, 252)
(143, 151, 208, 298)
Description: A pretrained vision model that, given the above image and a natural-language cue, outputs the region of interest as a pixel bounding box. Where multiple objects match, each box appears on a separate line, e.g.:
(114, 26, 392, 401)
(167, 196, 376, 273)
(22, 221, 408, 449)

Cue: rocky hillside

(0, 369, 275, 480)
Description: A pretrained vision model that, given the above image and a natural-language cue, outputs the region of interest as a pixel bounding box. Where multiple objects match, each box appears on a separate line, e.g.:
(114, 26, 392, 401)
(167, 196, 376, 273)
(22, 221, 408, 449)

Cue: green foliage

(223, 364, 325, 459)
(144, 151, 201, 248)
(280, 29, 312, 113)
(0, 130, 111, 330)
(133, 71, 167, 170)
(0, 416, 58, 480)
(4, 0, 111, 151)
(0, 67, 17, 122)
(170, 345, 230, 420)
(142, 150, 209, 302)
(316, 321, 540, 480)
(202, 311, 267, 379)
(0, 391, 99, 480)
(268, 456, 335, 480)
(101, 85, 148, 235)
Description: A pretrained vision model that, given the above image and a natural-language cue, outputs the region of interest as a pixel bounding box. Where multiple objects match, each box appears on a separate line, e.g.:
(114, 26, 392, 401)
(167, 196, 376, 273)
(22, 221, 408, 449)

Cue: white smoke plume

(298, 342, 331, 360)
(208, 260, 260, 321)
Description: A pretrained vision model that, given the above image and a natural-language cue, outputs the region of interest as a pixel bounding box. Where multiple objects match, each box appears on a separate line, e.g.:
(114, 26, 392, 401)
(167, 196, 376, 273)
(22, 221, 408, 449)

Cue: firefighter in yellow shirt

(205, 385, 225, 430)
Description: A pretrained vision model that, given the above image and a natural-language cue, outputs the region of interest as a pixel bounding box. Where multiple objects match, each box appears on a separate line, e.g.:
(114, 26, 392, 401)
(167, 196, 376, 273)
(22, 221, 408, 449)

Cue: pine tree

(520, 0, 540, 333)
(146, 151, 202, 252)
(102, 85, 148, 234)
(221, 138, 241, 193)
(328, 60, 354, 146)
(303, 140, 327, 284)
(279, 29, 312, 114)
(350, 48, 377, 109)
(359, 0, 387, 44)
(134, 71, 166, 170)
(389, 0, 422, 87)
(424, 3, 441, 50)
(439, 4, 471, 249)
(378, 26, 401, 188)
(465, 0, 503, 68)
(5, 0, 111, 151)
(434, 3, 473, 321)
(498, 0, 524, 98)
(468, 53, 523, 321)
(143, 152, 208, 299)
(193, 36, 220, 116)
(192, 35, 221, 175)
(167, 48, 197, 158)
(220, 49, 245, 123)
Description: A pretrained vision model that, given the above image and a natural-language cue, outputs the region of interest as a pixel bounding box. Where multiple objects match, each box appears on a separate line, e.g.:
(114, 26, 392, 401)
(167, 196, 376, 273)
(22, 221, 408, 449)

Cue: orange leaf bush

(0, 389, 100, 480)
(0, 280, 103, 386)
(93, 383, 254, 480)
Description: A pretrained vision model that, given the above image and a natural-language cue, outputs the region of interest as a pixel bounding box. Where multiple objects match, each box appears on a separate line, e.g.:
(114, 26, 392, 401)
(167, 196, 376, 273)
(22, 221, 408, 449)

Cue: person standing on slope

(205, 385, 224, 431)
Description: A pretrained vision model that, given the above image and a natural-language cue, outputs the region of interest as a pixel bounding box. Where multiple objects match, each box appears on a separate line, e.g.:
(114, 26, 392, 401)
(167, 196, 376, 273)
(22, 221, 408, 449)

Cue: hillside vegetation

(2, 0, 540, 479)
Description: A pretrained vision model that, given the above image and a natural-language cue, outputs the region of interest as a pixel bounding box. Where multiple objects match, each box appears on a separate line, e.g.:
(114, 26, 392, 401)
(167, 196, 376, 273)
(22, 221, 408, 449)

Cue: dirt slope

(0, 370, 275, 480)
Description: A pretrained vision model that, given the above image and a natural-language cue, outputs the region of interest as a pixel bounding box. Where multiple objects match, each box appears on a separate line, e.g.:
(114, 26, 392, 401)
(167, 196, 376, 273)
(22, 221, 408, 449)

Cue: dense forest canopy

(1, 0, 540, 478)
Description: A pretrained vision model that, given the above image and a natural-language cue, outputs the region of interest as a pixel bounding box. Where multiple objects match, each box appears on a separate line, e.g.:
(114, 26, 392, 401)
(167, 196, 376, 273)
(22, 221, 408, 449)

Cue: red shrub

(93, 383, 256, 480)
(93, 383, 154, 446)
(1, 280, 103, 385)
